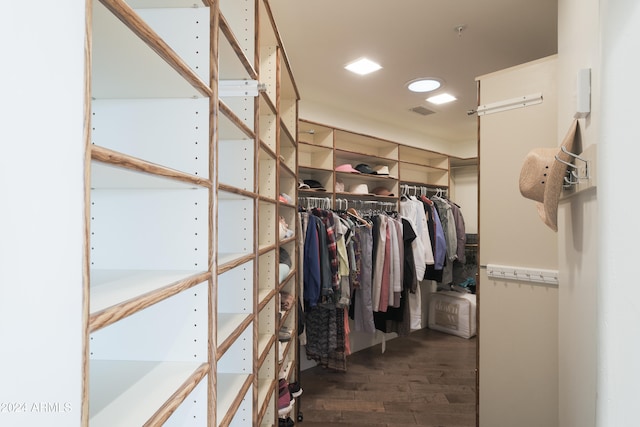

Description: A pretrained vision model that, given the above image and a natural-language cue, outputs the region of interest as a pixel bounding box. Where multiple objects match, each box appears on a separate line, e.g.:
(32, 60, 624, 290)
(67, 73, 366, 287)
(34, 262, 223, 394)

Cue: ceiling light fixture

(407, 78, 442, 93)
(427, 93, 457, 105)
(344, 58, 382, 75)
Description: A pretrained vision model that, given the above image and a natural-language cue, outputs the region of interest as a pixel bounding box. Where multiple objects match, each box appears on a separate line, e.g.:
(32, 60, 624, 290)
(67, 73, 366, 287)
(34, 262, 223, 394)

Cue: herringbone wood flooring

(295, 328, 477, 427)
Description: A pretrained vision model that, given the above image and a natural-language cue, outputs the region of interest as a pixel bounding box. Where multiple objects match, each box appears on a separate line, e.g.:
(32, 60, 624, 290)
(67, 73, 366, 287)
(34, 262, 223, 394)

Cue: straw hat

(519, 119, 579, 232)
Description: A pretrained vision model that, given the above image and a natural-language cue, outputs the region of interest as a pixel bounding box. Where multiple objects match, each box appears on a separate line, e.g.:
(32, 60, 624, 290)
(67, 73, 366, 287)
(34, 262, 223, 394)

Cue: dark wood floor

(295, 328, 477, 427)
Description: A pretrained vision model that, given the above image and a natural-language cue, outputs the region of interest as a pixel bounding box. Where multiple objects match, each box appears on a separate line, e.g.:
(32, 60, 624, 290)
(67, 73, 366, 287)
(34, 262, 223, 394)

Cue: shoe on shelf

(288, 381, 303, 398)
(279, 416, 295, 427)
(278, 379, 292, 416)
(280, 291, 294, 311)
(279, 326, 292, 342)
(278, 398, 295, 417)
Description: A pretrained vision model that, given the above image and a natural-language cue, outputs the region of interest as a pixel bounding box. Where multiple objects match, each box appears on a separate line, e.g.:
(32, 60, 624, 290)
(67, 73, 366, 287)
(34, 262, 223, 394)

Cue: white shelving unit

(86, 0, 298, 426)
(89, 0, 211, 425)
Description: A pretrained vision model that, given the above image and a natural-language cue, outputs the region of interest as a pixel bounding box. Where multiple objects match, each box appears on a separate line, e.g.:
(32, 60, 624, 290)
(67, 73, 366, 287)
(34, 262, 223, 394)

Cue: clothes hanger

(400, 184, 409, 200)
(347, 207, 372, 228)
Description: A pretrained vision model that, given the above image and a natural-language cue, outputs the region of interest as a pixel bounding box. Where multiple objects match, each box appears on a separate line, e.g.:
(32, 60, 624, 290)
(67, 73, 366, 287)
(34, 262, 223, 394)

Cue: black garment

(401, 218, 418, 293)
(373, 288, 410, 336)
(304, 303, 337, 360)
(423, 200, 444, 282)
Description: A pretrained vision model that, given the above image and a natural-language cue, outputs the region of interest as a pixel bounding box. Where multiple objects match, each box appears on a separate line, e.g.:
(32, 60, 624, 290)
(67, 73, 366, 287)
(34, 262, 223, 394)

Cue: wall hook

(555, 145, 590, 187)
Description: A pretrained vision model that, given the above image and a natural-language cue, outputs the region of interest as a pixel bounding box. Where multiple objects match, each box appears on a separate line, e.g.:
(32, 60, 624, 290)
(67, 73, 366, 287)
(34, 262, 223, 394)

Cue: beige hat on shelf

(519, 119, 580, 232)
(349, 183, 370, 195)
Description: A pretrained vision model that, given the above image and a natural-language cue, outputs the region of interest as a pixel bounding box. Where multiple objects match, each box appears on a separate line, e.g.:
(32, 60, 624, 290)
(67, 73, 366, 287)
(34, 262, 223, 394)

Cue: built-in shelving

(86, 0, 298, 425)
(297, 119, 451, 210)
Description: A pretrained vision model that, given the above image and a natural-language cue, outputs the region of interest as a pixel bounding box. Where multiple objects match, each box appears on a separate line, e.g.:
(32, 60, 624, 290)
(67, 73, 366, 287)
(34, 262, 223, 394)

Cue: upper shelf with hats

(297, 119, 450, 204)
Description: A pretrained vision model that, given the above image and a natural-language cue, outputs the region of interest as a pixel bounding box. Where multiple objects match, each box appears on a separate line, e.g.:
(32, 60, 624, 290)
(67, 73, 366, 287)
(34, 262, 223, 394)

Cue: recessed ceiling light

(427, 93, 457, 105)
(344, 58, 382, 75)
(407, 78, 442, 93)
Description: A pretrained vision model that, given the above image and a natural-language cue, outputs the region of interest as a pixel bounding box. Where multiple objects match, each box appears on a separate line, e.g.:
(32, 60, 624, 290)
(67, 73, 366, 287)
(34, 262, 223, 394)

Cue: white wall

(450, 165, 478, 234)
(0, 2, 86, 426)
(556, 1, 600, 426)
(595, 1, 640, 426)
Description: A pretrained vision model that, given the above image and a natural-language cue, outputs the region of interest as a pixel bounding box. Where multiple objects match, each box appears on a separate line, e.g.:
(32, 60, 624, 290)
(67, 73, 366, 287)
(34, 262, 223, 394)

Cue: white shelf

(218, 313, 252, 346)
(91, 97, 210, 179)
(219, 0, 255, 63)
(218, 261, 254, 314)
(90, 269, 207, 314)
(90, 188, 208, 271)
(257, 378, 274, 419)
(220, 109, 254, 140)
(128, 0, 208, 7)
(89, 360, 204, 427)
(92, 1, 208, 99)
(258, 333, 273, 358)
(257, 378, 273, 398)
(216, 373, 252, 424)
(258, 288, 273, 306)
(219, 138, 255, 191)
(91, 161, 206, 189)
(218, 252, 253, 269)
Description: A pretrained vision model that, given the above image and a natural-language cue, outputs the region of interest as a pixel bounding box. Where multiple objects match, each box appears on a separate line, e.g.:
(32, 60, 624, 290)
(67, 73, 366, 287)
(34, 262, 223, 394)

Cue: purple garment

(303, 215, 321, 307)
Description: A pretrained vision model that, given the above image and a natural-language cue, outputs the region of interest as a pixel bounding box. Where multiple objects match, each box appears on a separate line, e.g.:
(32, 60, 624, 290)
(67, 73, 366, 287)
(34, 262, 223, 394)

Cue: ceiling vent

(410, 106, 435, 116)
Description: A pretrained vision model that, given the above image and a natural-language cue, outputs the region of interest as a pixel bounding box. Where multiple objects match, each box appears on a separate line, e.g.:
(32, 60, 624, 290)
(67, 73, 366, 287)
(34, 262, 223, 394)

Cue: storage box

(428, 291, 477, 339)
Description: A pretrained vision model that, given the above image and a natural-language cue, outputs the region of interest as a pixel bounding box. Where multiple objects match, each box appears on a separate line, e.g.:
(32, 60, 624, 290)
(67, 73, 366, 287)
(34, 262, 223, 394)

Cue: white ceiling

(268, 0, 558, 145)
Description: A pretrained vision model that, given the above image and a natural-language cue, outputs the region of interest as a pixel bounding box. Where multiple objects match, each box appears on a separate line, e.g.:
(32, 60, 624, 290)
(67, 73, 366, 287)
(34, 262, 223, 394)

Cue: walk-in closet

(8, 1, 629, 427)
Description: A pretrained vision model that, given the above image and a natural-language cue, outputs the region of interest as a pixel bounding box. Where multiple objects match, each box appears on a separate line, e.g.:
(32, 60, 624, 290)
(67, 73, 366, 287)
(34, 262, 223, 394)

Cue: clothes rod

(476, 93, 543, 116)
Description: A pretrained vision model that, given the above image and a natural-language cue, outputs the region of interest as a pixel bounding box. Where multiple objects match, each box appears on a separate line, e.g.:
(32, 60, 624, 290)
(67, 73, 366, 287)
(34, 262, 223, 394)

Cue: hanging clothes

(399, 198, 430, 330)
(301, 207, 347, 371)
(297, 211, 307, 345)
(372, 215, 417, 336)
(350, 224, 376, 333)
(300, 199, 468, 369)
(311, 208, 340, 294)
(303, 213, 321, 307)
(370, 214, 387, 312)
(432, 196, 458, 264)
(401, 217, 418, 294)
(333, 212, 352, 307)
(422, 196, 446, 282)
(390, 218, 403, 308)
(400, 197, 433, 277)
(449, 200, 467, 263)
